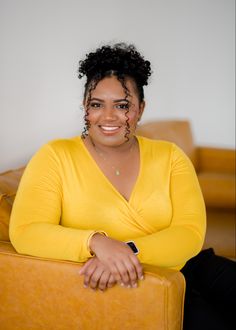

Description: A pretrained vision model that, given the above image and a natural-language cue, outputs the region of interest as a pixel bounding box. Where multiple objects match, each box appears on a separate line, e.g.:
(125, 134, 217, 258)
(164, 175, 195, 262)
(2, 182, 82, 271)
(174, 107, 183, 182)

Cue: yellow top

(9, 136, 206, 270)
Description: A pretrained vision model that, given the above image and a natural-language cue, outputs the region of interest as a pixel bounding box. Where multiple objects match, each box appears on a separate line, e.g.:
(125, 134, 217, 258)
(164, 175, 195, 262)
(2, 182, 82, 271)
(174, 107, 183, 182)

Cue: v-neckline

(80, 136, 143, 204)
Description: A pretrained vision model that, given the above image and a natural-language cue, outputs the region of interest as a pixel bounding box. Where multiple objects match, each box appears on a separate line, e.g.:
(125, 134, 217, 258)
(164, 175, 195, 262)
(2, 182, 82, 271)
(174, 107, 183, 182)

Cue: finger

(113, 260, 130, 287)
(79, 258, 94, 275)
(108, 262, 123, 285)
(97, 270, 110, 291)
(83, 263, 97, 288)
(89, 267, 105, 290)
(122, 259, 138, 288)
(107, 274, 116, 288)
(129, 255, 144, 280)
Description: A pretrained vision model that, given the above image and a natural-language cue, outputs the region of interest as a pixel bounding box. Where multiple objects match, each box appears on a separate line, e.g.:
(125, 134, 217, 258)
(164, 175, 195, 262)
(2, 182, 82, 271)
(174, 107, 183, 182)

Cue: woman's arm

(126, 144, 206, 270)
(9, 142, 143, 287)
(9, 143, 103, 262)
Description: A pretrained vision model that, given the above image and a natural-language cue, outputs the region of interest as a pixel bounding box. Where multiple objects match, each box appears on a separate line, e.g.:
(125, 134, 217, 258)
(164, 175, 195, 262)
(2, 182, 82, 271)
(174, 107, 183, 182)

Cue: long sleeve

(130, 144, 206, 270)
(9, 143, 103, 262)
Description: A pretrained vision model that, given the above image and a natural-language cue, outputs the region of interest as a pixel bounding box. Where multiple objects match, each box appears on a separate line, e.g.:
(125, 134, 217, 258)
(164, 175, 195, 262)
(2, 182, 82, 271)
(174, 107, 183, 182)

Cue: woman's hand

(79, 256, 116, 291)
(89, 233, 143, 288)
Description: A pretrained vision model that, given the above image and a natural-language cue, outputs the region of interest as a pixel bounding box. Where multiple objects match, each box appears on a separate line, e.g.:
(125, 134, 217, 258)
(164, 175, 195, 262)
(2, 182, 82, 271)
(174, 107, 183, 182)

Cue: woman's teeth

(100, 126, 119, 131)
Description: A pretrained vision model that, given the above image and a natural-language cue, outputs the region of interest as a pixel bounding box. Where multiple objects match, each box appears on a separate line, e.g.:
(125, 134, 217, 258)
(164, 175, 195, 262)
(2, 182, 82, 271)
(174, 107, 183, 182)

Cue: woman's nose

(103, 106, 117, 119)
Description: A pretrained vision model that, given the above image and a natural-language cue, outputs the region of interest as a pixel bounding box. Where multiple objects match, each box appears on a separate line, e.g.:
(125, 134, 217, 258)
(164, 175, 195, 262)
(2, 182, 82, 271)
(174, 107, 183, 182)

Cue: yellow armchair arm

(0, 241, 185, 330)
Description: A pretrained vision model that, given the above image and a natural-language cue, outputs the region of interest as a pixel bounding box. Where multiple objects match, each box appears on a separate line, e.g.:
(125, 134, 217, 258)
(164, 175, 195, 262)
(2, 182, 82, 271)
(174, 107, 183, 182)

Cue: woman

(10, 43, 233, 329)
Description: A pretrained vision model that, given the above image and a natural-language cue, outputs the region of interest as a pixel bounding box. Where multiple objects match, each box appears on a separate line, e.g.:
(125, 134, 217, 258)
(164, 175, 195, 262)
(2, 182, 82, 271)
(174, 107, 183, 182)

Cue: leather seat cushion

(198, 172, 235, 209)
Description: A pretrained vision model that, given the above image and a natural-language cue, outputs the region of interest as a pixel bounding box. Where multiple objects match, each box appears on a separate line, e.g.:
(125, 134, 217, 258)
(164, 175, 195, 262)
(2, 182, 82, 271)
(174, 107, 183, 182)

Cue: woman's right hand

(89, 233, 143, 288)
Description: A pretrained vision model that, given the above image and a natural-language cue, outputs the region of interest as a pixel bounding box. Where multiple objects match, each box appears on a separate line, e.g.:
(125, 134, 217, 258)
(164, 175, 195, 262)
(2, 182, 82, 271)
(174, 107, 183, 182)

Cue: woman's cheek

(127, 110, 139, 126)
(87, 111, 98, 123)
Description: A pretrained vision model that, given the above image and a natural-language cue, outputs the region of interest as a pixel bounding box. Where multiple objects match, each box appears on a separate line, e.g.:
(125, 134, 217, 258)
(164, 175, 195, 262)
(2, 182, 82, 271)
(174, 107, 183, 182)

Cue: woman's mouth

(98, 125, 121, 134)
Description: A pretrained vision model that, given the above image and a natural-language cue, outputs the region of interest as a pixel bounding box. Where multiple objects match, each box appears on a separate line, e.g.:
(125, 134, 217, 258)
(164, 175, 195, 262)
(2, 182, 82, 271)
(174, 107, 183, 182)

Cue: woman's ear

(138, 101, 145, 121)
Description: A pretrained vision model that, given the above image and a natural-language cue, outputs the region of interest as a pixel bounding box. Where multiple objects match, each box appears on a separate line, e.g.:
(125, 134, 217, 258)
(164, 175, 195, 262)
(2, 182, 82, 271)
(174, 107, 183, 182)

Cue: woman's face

(84, 76, 145, 148)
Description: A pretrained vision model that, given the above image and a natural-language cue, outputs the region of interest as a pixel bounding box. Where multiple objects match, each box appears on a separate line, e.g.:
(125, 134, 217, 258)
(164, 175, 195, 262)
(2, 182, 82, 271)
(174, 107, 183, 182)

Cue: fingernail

(127, 284, 131, 288)
(83, 284, 88, 288)
(140, 275, 144, 280)
(120, 282, 124, 287)
(132, 283, 137, 288)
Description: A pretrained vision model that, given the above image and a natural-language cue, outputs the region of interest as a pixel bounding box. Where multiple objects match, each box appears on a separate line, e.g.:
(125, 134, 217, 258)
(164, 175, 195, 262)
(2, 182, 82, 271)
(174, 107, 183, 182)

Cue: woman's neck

(85, 135, 137, 156)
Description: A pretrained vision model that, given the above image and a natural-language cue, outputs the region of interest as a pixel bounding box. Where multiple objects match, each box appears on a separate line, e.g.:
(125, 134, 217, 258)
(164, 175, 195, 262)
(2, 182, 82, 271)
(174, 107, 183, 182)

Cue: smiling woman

(10, 42, 233, 330)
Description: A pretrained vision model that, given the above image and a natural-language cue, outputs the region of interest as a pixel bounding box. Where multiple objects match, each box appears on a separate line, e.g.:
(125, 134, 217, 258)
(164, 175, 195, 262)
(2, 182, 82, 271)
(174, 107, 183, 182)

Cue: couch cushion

(0, 168, 25, 241)
(202, 208, 236, 260)
(198, 172, 235, 209)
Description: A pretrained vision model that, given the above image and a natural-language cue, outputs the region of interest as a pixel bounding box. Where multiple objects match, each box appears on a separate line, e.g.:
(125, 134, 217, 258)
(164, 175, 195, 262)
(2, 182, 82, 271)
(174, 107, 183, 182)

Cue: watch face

(126, 241, 139, 255)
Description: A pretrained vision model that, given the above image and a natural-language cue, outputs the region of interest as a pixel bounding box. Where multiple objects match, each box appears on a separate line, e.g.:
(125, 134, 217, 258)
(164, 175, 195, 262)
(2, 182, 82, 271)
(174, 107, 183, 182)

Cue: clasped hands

(79, 233, 143, 292)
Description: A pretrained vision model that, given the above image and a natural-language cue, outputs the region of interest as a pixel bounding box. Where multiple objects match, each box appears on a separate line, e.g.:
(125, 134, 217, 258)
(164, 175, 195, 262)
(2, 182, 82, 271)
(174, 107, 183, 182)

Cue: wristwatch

(126, 241, 139, 255)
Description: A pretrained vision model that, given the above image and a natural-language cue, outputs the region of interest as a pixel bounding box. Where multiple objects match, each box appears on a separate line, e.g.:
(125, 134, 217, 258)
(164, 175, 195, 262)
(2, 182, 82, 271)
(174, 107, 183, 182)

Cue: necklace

(89, 137, 136, 176)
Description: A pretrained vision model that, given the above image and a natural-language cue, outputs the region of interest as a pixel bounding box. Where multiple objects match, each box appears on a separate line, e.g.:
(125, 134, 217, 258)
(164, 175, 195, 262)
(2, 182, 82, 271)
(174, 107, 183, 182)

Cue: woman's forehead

(90, 76, 136, 99)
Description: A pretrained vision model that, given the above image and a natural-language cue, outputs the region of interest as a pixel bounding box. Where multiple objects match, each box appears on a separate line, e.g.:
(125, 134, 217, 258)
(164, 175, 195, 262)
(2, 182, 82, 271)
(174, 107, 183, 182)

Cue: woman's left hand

(79, 256, 116, 291)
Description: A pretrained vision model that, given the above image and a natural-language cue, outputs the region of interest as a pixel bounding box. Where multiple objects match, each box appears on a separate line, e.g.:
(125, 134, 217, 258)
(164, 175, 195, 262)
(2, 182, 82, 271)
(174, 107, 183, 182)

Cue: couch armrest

(0, 241, 185, 330)
(196, 146, 235, 174)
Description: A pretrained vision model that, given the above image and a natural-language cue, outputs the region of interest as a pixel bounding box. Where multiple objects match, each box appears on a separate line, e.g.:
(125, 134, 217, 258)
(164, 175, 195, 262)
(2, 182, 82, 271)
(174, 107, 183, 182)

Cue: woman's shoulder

(47, 135, 82, 149)
(38, 135, 83, 157)
(28, 136, 83, 167)
(137, 135, 189, 163)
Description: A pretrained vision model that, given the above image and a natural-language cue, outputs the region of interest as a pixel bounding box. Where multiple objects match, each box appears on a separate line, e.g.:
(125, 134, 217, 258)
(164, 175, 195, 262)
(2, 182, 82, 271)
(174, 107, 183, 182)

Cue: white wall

(0, 0, 235, 172)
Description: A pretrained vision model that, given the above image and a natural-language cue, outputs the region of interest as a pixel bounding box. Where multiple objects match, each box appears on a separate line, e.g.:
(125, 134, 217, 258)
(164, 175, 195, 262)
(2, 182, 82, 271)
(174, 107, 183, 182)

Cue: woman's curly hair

(78, 42, 152, 102)
(78, 42, 152, 138)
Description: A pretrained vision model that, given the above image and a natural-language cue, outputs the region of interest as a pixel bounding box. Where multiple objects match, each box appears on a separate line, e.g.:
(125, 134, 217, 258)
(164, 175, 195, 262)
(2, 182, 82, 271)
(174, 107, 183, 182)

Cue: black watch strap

(126, 241, 139, 255)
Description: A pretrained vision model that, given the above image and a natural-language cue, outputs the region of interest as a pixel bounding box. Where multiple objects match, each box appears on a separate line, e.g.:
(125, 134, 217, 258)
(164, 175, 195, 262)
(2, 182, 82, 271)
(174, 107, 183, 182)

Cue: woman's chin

(88, 133, 130, 148)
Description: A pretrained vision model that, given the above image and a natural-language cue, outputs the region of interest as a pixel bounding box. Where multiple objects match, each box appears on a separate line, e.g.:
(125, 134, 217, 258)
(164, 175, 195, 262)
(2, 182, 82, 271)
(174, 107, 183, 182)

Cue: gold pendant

(115, 169, 120, 176)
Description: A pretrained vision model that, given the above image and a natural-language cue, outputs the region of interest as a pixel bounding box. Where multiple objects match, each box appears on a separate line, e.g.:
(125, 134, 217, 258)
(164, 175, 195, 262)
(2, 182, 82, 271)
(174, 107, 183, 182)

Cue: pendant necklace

(89, 137, 136, 176)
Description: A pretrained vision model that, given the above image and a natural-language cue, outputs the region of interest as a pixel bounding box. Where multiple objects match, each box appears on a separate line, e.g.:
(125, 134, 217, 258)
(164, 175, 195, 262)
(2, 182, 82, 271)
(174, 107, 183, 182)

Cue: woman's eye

(116, 103, 129, 110)
(90, 102, 101, 108)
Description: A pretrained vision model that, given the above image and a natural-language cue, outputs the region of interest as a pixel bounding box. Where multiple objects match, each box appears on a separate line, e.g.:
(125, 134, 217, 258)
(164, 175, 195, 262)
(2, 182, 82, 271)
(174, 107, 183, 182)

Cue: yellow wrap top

(10, 136, 206, 270)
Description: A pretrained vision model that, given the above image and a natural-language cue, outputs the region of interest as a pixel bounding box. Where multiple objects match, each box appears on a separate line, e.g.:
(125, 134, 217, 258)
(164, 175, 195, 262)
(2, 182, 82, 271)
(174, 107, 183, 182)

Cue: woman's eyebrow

(113, 98, 129, 103)
(90, 98, 104, 102)
(90, 98, 129, 103)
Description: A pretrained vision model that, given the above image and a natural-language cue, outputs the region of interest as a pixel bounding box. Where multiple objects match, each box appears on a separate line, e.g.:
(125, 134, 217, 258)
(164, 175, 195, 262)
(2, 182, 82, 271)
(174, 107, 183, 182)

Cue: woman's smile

(98, 125, 122, 135)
